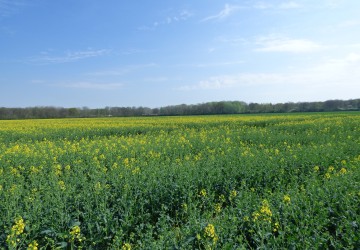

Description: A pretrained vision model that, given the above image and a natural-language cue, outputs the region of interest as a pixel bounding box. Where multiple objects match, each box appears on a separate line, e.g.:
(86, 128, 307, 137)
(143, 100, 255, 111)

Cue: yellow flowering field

(0, 113, 359, 249)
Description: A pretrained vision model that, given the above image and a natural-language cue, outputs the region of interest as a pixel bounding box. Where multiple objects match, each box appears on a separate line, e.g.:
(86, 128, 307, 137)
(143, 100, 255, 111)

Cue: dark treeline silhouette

(0, 99, 359, 119)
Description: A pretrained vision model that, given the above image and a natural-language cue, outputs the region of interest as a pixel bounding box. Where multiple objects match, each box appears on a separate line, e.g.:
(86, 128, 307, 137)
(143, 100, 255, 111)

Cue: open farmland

(0, 113, 359, 249)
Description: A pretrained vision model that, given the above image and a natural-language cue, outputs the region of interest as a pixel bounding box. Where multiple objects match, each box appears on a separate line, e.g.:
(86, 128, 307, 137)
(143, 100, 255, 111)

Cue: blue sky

(1, 0, 360, 108)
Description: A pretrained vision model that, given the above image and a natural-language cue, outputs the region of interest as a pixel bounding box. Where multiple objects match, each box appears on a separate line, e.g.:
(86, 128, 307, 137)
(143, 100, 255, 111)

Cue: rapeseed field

(0, 113, 359, 249)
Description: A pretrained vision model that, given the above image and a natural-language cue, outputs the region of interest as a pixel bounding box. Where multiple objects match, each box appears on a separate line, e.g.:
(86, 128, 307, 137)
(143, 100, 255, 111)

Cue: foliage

(1, 99, 359, 119)
(0, 113, 359, 249)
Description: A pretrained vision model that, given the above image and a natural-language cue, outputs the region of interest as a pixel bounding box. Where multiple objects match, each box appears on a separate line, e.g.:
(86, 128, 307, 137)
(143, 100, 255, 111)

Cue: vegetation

(0, 98, 359, 119)
(0, 113, 359, 249)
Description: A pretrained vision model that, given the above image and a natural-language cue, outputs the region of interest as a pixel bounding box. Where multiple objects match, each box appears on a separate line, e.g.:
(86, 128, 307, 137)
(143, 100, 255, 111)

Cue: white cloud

(28, 49, 110, 64)
(143, 76, 169, 82)
(57, 82, 123, 90)
(193, 60, 244, 68)
(179, 74, 287, 90)
(279, 1, 301, 9)
(86, 63, 157, 76)
(336, 20, 360, 28)
(325, 0, 345, 8)
(253, 1, 302, 10)
(179, 53, 360, 100)
(201, 4, 240, 22)
(253, 2, 273, 10)
(345, 53, 360, 62)
(179, 10, 192, 20)
(139, 9, 192, 30)
(175, 60, 245, 68)
(255, 35, 324, 53)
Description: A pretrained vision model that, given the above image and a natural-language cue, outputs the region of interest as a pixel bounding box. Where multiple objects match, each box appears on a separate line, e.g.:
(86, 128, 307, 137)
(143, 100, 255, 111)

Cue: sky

(1, 0, 360, 108)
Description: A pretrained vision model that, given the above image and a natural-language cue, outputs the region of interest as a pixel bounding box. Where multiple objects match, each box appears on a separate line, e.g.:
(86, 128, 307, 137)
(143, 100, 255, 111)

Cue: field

(0, 113, 359, 249)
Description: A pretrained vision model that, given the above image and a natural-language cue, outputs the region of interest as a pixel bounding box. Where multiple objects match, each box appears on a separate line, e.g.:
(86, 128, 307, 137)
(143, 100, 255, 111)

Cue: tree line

(0, 99, 359, 119)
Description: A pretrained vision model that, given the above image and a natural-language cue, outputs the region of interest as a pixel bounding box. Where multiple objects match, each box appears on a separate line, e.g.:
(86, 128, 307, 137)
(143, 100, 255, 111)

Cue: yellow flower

(27, 240, 39, 250)
(325, 173, 331, 179)
(214, 203, 222, 213)
(283, 194, 291, 204)
(13, 217, 25, 235)
(122, 243, 131, 250)
(229, 190, 237, 200)
(196, 233, 201, 240)
(30, 166, 40, 174)
(123, 158, 129, 167)
(199, 189, 207, 197)
(69, 224, 85, 242)
(339, 168, 347, 175)
(204, 223, 216, 239)
(273, 222, 280, 232)
(219, 194, 226, 203)
(313, 166, 320, 172)
(252, 211, 260, 221)
(10, 167, 19, 176)
(9, 184, 17, 194)
(260, 200, 272, 217)
(132, 167, 140, 174)
(253, 200, 272, 222)
(58, 180, 66, 191)
(54, 164, 62, 176)
(328, 166, 335, 172)
(6, 217, 26, 248)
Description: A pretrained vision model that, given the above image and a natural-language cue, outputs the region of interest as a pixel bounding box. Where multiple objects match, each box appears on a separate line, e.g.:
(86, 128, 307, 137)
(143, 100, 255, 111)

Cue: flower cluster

(199, 189, 207, 197)
(283, 194, 291, 204)
(27, 240, 39, 250)
(229, 190, 237, 201)
(122, 242, 131, 250)
(6, 217, 26, 248)
(253, 199, 272, 223)
(203, 223, 218, 243)
(69, 225, 85, 243)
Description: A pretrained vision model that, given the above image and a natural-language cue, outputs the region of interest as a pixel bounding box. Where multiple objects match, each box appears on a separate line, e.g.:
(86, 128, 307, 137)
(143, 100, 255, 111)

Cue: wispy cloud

(325, 0, 344, 8)
(0, 0, 27, 17)
(179, 53, 360, 95)
(56, 82, 123, 90)
(166, 10, 192, 23)
(175, 60, 245, 68)
(278, 1, 302, 9)
(201, 4, 241, 22)
(193, 60, 245, 68)
(179, 74, 286, 90)
(138, 9, 192, 30)
(253, 2, 273, 10)
(254, 1, 302, 10)
(255, 35, 324, 53)
(336, 20, 360, 28)
(143, 76, 169, 82)
(86, 63, 157, 76)
(119, 48, 145, 55)
(27, 49, 110, 64)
